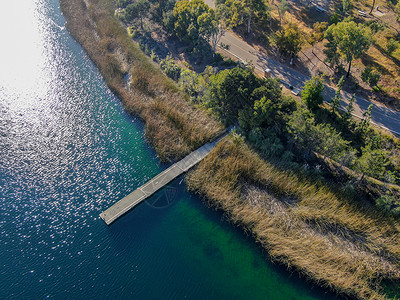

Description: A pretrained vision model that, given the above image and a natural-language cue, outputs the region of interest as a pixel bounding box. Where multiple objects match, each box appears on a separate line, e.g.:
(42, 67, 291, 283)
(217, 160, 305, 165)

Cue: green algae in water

(149, 187, 339, 300)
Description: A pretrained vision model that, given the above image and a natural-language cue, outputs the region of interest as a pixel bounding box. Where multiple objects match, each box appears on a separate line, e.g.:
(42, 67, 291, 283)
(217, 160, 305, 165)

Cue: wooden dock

(100, 132, 229, 225)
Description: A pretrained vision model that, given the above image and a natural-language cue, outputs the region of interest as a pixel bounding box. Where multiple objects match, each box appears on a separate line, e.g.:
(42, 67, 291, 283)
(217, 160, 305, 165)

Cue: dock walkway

(100, 131, 230, 225)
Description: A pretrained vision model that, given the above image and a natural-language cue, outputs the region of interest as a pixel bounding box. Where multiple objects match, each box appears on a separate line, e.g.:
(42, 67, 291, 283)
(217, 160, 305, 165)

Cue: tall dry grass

(60, 0, 222, 162)
(186, 135, 400, 299)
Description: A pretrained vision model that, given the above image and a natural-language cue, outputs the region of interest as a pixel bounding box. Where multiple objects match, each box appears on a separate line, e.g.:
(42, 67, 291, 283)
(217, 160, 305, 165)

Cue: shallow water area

(0, 0, 342, 299)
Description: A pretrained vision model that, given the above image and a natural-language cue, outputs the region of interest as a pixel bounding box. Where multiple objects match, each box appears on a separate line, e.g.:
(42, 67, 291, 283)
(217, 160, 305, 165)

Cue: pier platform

(100, 132, 229, 225)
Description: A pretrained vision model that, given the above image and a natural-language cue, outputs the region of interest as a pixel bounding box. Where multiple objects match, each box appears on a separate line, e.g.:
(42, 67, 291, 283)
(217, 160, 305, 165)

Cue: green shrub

(214, 53, 224, 63)
(162, 10, 175, 32)
(341, 183, 356, 199)
(386, 38, 399, 55)
(221, 58, 237, 67)
(150, 50, 158, 62)
(376, 195, 400, 216)
(302, 76, 324, 111)
(160, 55, 181, 81)
(115, 0, 130, 9)
(247, 127, 286, 159)
(361, 66, 380, 88)
(115, 8, 127, 21)
(330, 13, 340, 24)
(372, 84, 382, 92)
(342, 0, 352, 14)
(365, 20, 385, 33)
(179, 69, 203, 99)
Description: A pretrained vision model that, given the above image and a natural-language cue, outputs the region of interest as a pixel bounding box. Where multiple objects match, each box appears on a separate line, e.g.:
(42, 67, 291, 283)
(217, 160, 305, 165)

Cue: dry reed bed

(186, 135, 400, 299)
(60, 0, 222, 162)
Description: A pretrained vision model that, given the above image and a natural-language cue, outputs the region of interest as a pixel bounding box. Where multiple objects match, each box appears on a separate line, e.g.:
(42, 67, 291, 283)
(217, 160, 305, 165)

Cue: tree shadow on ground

(373, 42, 400, 69)
(230, 21, 272, 50)
(289, 3, 332, 27)
(135, 26, 220, 73)
(361, 53, 394, 76)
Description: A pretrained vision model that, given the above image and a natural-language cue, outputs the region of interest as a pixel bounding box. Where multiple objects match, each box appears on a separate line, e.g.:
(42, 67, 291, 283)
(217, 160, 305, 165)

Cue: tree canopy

(238, 82, 294, 132)
(301, 76, 324, 111)
(207, 67, 264, 124)
(288, 109, 351, 161)
(325, 20, 372, 77)
(274, 23, 303, 58)
(173, 0, 218, 44)
(218, 0, 268, 33)
(122, 0, 150, 28)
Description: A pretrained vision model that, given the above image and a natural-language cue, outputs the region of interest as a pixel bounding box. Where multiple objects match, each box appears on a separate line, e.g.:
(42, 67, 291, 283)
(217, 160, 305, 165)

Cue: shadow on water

(159, 182, 348, 300)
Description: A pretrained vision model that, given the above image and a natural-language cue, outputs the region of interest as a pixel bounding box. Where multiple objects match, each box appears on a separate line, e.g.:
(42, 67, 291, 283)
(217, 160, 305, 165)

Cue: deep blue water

(0, 0, 342, 299)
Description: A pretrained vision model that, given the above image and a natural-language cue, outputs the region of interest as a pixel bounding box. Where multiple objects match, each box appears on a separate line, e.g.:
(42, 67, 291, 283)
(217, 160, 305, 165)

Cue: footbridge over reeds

(100, 129, 231, 225)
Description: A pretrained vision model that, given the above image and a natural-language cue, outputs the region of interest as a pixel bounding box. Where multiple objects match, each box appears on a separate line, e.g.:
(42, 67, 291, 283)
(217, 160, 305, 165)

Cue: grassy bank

(186, 134, 400, 299)
(60, 0, 222, 162)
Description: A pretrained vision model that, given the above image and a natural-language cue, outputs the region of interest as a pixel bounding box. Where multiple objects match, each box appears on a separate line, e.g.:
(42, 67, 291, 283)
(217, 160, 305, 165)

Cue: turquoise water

(0, 0, 342, 298)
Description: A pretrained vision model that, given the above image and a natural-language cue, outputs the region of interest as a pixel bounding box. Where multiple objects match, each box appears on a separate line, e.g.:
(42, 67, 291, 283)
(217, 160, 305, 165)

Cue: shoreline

(59, 0, 400, 299)
(60, 0, 222, 163)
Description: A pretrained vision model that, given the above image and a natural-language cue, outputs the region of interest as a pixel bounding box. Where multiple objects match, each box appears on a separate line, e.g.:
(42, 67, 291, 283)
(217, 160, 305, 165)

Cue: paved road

(204, 0, 400, 135)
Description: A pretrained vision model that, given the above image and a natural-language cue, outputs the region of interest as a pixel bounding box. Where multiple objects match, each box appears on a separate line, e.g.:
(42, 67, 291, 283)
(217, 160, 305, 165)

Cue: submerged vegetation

(61, 0, 400, 298)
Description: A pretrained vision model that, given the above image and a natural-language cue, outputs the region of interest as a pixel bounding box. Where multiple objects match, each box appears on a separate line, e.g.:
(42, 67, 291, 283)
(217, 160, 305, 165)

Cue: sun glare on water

(0, 0, 49, 103)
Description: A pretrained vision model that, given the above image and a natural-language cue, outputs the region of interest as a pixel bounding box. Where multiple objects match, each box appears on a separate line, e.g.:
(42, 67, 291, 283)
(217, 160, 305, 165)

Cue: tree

(308, 22, 327, 55)
(207, 67, 264, 124)
(323, 32, 341, 69)
(209, 24, 225, 57)
(150, 0, 176, 23)
(173, 0, 216, 44)
(316, 123, 351, 161)
(331, 75, 344, 114)
(356, 104, 373, 136)
(197, 9, 225, 56)
(369, 0, 376, 14)
(302, 76, 324, 111)
(338, 150, 356, 171)
(356, 146, 390, 181)
(274, 24, 303, 59)
(325, 20, 372, 77)
(238, 85, 295, 132)
(125, 0, 150, 29)
(172, 0, 224, 51)
(288, 109, 351, 161)
(219, 0, 268, 34)
(342, 93, 355, 123)
(277, 0, 288, 29)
